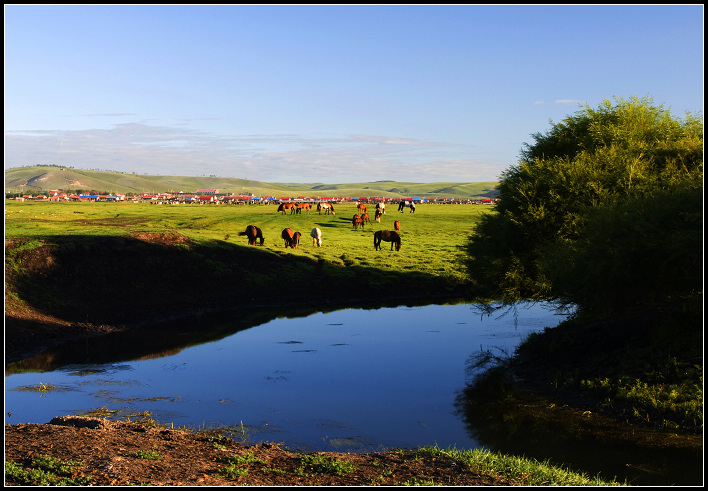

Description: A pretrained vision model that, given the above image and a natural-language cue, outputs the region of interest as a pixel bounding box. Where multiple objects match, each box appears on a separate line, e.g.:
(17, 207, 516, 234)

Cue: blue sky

(4, 5, 704, 183)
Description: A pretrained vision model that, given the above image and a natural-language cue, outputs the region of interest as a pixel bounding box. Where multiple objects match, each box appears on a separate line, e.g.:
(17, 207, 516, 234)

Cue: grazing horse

(281, 228, 297, 248)
(292, 231, 301, 248)
(394, 220, 400, 232)
(376, 202, 386, 215)
(317, 202, 335, 215)
(352, 214, 365, 230)
(374, 209, 383, 223)
(398, 200, 416, 213)
(374, 230, 401, 251)
(310, 227, 322, 247)
(357, 203, 367, 215)
(295, 202, 311, 214)
(239, 225, 264, 246)
(361, 212, 371, 224)
(278, 202, 297, 214)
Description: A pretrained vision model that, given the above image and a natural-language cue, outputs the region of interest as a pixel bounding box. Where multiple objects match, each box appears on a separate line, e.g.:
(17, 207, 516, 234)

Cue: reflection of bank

(5, 307, 302, 374)
(453, 358, 701, 487)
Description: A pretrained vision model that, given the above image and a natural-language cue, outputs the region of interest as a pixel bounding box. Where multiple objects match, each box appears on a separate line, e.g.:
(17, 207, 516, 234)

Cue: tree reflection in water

(454, 354, 702, 486)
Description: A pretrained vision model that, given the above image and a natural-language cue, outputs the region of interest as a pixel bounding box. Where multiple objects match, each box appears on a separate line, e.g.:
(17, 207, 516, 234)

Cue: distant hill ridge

(5, 165, 499, 199)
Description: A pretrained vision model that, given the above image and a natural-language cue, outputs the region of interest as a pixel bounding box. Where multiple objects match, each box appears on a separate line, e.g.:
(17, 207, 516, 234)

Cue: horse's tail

(238, 231, 247, 236)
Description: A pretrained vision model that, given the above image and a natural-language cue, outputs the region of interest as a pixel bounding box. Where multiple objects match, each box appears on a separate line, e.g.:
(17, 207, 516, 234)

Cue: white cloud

(554, 99, 586, 106)
(4, 123, 509, 182)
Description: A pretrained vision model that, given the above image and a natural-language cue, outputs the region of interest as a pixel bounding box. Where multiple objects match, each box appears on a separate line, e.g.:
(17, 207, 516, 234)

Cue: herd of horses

(241, 200, 414, 251)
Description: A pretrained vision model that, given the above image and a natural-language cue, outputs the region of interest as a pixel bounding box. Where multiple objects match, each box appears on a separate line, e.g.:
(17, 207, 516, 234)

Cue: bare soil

(5, 417, 513, 486)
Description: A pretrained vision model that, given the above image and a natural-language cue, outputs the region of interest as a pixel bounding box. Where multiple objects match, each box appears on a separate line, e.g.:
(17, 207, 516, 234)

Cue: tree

(466, 95, 703, 315)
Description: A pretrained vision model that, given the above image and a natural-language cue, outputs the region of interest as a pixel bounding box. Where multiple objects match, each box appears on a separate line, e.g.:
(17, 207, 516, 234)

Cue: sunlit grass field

(4, 200, 495, 283)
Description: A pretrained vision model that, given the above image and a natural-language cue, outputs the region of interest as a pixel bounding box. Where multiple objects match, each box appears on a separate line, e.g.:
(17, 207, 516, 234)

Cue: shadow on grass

(6, 233, 477, 369)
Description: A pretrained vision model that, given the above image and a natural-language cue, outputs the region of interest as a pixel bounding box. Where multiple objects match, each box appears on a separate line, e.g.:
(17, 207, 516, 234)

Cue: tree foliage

(466, 95, 703, 314)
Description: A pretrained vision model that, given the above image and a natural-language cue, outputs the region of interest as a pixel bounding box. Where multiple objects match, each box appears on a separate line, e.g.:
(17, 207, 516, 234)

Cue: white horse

(310, 227, 322, 247)
(317, 202, 335, 215)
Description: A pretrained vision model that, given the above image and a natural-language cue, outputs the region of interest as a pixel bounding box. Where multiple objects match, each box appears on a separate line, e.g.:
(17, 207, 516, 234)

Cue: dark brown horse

(292, 231, 301, 248)
(239, 225, 264, 246)
(282, 228, 296, 248)
(352, 214, 364, 230)
(374, 230, 401, 251)
(278, 202, 297, 214)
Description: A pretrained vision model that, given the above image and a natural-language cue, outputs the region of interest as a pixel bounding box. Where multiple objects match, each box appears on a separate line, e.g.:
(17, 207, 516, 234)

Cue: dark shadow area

(5, 233, 476, 364)
(453, 363, 703, 486)
(452, 302, 704, 487)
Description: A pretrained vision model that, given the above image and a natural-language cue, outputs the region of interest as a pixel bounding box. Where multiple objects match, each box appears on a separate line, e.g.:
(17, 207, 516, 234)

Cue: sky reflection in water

(5, 302, 567, 453)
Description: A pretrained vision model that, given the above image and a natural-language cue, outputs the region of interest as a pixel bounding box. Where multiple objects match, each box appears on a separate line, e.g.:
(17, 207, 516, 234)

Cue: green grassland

(4, 165, 499, 200)
(5, 199, 493, 284)
(5, 199, 494, 331)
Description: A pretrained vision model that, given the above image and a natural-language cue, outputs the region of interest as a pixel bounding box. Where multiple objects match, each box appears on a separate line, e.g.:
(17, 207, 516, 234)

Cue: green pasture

(4, 200, 495, 283)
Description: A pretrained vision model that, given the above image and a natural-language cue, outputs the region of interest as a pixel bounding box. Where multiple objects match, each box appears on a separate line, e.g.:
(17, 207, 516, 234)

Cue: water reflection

(5, 301, 698, 484)
(453, 355, 703, 486)
(6, 301, 560, 453)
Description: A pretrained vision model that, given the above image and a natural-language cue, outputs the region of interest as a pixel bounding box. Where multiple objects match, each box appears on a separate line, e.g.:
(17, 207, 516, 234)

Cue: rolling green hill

(5, 165, 498, 199)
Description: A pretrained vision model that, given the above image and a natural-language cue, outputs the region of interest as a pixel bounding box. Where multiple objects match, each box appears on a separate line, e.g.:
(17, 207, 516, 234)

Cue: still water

(6, 302, 560, 453)
(5, 302, 701, 485)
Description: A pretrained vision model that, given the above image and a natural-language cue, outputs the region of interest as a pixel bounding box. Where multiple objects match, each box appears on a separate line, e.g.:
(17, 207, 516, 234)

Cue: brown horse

(282, 228, 297, 248)
(317, 202, 335, 215)
(278, 202, 297, 214)
(239, 225, 264, 246)
(292, 231, 301, 248)
(295, 202, 311, 214)
(357, 203, 367, 215)
(374, 230, 401, 251)
(361, 212, 371, 224)
(352, 214, 364, 230)
(394, 220, 400, 232)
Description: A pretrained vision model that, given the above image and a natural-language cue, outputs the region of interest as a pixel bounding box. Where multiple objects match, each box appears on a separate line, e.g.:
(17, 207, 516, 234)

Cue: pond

(4, 301, 701, 485)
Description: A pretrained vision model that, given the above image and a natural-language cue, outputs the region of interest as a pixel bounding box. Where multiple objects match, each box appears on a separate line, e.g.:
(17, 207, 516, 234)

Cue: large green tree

(466, 95, 703, 314)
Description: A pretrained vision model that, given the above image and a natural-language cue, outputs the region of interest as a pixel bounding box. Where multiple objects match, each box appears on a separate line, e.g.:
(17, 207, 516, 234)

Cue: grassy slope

(4, 200, 492, 330)
(4, 166, 498, 199)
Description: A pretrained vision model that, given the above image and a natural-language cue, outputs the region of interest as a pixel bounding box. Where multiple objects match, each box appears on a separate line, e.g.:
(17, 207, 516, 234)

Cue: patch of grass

(76, 406, 121, 418)
(216, 452, 266, 479)
(219, 452, 266, 466)
(217, 464, 248, 479)
(10, 382, 73, 395)
(5, 454, 92, 486)
(415, 445, 624, 486)
(124, 445, 163, 460)
(297, 453, 357, 476)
